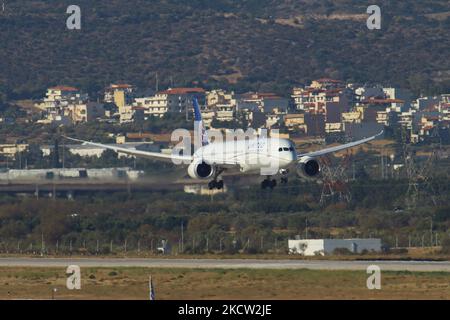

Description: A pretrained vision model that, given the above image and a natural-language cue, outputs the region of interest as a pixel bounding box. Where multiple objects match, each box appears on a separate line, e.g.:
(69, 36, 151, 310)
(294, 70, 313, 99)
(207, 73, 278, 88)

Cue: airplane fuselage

(194, 138, 297, 174)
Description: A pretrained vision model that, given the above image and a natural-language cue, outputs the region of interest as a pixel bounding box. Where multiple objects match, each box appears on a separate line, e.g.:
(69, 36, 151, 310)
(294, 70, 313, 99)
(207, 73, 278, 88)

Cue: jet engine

(187, 160, 215, 179)
(297, 156, 320, 179)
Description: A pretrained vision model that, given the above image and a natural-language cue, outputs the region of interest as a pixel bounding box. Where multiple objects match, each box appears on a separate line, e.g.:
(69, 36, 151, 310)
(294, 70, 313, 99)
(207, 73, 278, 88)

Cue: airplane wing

(63, 136, 193, 163)
(297, 131, 383, 159)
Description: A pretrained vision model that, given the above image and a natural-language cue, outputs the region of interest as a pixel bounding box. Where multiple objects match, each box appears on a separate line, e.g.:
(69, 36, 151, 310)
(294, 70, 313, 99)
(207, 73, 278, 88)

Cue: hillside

(0, 0, 449, 99)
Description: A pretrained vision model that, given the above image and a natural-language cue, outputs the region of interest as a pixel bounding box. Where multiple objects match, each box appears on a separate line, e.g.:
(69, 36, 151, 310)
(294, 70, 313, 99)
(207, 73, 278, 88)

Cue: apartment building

(133, 88, 205, 118)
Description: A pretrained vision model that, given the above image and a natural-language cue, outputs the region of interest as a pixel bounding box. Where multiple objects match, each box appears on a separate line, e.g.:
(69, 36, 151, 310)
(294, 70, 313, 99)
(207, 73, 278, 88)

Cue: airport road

(0, 258, 449, 272)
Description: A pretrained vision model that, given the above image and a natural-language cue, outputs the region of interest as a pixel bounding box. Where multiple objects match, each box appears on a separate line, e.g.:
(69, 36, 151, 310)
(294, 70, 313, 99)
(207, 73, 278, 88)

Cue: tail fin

(193, 98, 209, 147)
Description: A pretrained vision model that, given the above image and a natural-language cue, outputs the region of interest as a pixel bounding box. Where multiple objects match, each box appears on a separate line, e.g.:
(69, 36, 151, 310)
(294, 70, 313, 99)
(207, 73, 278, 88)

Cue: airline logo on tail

(193, 98, 209, 148)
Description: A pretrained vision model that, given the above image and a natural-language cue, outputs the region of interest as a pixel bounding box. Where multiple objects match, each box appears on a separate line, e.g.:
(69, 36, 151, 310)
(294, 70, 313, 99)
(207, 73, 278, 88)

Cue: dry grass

(0, 267, 449, 300)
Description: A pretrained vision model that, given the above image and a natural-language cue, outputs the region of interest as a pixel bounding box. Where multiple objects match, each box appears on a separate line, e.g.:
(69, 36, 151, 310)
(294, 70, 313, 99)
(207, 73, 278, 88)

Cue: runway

(0, 258, 449, 272)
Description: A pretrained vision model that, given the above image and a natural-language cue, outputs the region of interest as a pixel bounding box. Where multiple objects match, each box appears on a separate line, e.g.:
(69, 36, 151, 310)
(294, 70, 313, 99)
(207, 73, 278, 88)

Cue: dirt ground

(0, 267, 448, 300)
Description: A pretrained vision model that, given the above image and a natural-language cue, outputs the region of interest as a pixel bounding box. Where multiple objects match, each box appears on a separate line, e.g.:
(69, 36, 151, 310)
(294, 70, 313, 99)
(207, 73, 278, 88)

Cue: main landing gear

(208, 179, 224, 190)
(208, 167, 225, 190)
(261, 177, 277, 190)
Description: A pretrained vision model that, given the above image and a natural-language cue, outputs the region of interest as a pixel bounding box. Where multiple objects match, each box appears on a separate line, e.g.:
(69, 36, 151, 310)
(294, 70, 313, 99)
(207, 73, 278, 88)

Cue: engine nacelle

(297, 156, 320, 179)
(187, 160, 215, 180)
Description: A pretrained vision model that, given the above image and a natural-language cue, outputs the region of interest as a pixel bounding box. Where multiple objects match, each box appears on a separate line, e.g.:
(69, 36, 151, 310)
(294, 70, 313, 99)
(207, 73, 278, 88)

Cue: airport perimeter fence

(0, 231, 446, 256)
(0, 235, 293, 256)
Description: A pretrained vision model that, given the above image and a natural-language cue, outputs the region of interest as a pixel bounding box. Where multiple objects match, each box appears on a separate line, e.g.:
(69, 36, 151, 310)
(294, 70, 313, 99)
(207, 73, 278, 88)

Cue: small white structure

(288, 238, 381, 256)
(0, 168, 144, 181)
(184, 184, 227, 195)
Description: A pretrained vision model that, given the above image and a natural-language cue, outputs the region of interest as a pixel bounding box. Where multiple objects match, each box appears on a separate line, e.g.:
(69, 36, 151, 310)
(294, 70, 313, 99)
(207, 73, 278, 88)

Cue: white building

(288, 238, 381, 256)
(36, 86, 88, 112)
(0, 168, 144, 181)
(133, 87, 205, 118)
(41, 142, 159, 159)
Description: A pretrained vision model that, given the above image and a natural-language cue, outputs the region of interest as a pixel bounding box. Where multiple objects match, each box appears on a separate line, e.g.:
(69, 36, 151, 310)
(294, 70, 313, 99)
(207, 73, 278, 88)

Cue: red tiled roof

(362, 98, 405, 104)
(316, 78, 342, 83)
(49, 86, 78, 91)
(158, 87, 205, 95)
(241, 92, 280, 100)
(111, 84, 133, 89)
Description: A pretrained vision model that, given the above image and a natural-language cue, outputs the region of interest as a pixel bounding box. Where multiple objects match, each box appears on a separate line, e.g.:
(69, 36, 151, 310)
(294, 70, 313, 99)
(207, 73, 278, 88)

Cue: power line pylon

(402, 130, 439, 209)
(319, 152, 352, 205)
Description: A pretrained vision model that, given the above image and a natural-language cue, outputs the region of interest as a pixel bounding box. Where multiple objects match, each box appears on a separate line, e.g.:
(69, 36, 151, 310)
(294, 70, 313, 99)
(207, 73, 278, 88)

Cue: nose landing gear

(261, 177, 277, 190)
(280, 169, 289, 184)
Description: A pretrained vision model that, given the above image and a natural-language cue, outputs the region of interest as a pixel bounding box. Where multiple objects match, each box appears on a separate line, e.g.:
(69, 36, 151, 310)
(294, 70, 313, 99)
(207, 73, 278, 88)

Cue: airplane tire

(217, 180, 224, 190)
(208, 181, 217, 190)
(261, 180, 268, 189)
(270, 180, 277, 189)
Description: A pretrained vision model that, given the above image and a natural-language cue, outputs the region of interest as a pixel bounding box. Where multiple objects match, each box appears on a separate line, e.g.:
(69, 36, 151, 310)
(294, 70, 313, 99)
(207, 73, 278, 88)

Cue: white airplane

(65, 99, 382, 190)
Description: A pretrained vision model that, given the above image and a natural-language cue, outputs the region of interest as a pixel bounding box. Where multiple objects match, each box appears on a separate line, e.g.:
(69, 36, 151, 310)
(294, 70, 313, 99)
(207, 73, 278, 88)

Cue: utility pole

(352, 161, 355, 181)
(181, 222, 184, 253)
(62, 141, 65, 169)
(430, 218, 433, 247)
(305, 218, 308, 239)
(41, 233, 45, 256)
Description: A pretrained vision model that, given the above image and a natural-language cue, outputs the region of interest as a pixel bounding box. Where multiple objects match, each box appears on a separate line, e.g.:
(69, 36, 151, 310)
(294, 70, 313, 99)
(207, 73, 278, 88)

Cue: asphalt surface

(0, 258, 449, 272)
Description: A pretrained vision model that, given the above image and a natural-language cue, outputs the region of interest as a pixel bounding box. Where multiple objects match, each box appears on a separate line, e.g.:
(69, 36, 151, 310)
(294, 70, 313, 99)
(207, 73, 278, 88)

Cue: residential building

(65, 102, 105, 123)
(0, 144, 29, 159)
(133, 87, 205, 118)
(342, 110, 363, 124)
(291, 80, 351, 122)
(284, 113, 305, 130)
(325, 122, 344, 134)
(206, 89, 236, 107)
(35, 86, 88, 117)
(265, 114, 281, 128)
(215, 104, 235, 122)
(104, 84, 135, 107)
